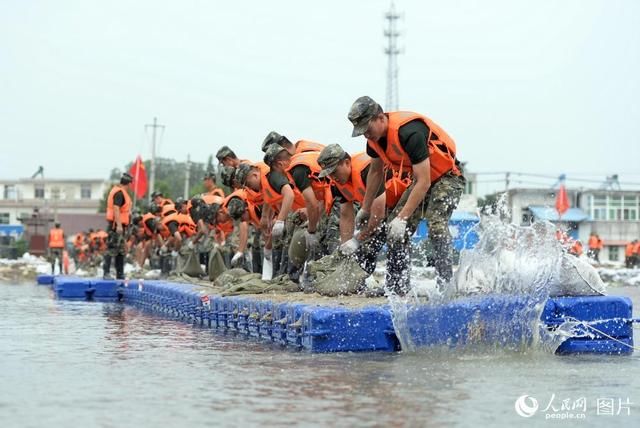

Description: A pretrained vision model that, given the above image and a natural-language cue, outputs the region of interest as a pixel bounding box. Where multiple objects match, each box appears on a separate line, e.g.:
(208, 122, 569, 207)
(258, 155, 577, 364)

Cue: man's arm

(396, 158, 431, 220)
(277, 185, 295, 222)
(237, 221, 249, 253)
(301, 187, 320, 233)
(340, 201, 355, 242)
(361, 158, 384, 213)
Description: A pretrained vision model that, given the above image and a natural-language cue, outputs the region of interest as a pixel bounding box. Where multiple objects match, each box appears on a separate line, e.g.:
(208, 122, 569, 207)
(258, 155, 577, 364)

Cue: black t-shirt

(366, 118, 429, 165)
(290, 165, 312, 192)
(112, 190, 125, 206)
(143, 218, 157, 234)
(267, 171, 291, 194)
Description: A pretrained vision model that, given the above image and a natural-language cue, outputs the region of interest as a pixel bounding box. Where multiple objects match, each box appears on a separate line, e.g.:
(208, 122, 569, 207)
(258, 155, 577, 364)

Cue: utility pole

(145, 117, 165, 202)
(184, 154, 191, 199)
(384, 2, 402, 111)
(505, 172, 511, 191)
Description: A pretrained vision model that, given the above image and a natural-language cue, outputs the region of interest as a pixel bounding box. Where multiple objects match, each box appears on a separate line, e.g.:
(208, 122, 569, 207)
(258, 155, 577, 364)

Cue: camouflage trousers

(356, 171, 465, 294)
(107, 228, 127, 256)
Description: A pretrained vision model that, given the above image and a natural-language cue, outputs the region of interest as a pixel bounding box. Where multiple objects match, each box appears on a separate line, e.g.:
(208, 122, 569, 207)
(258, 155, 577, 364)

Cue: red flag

(555, 184, 570, 217)
(128, 155, 148, 199)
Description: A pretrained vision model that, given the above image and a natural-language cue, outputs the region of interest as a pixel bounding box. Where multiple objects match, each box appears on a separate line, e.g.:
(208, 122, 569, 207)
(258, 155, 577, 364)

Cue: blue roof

(0, 224, 24, 237)
(528, 206, 590, 222)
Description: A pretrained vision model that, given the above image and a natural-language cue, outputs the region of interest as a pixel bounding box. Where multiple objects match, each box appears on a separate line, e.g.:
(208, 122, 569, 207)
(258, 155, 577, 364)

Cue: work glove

(304, 231, 319, 251)
(160, 245, 168, 255)
(387, 218, 408, 243)
(263, 248, 272, 262)
(186, 240, 195, 250)
(170, 250, 178, 258)
(355, 210, 370, 230)
(271, 220, 285, 239)
(339, 237, 360, 256)
(230, 251, 244, 268)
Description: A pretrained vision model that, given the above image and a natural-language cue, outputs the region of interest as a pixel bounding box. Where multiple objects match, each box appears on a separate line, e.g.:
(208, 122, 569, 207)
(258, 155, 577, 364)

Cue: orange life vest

(596, 238, 604, 250)
(106, 185, 132, 225)
(73, 233, 84, 249)
(258, 162, 305, 212)
(569, 241, 583, 256)
(625, 243, 635, 257)
(95, 230, 108, 251)
(366, 111, 460, 183)
(161, 213, 195, 238)
(224, 189, 261, 228)
(331, 152, 370, 204)
(141, 213, 157, 238)
(633, 242, 640, 255)
(287, 151, 333, 213)
(588, 236, 598, 250)
(48, 228, 65, 249)
(158, 198, 173, 207)
(295, 140, 325, 154)
(161, 204, 177, 218)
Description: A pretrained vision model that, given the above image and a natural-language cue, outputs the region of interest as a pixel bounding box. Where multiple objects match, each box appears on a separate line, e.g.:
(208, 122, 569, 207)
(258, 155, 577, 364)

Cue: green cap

(263, 143, 287, 166)
(215, 146, 236, 161)
(234, 163, 253, 186)
(226, 197, 247, 221)
(261, 131, 285, 152)
(317, 144, 348, 178)
(348, 95, 380, 137)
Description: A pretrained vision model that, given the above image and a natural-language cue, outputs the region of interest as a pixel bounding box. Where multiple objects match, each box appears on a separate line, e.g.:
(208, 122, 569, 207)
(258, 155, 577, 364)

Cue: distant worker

(348, 95, 465, 294)
(587, 232, 601, 263)
(151, 191, 173, 208)
(48, 222, 65, 275)
(202, 171, 225, 198)
(568, 240, 583, 257)
(103, 172, 133, 279)
(261, 131, 325, 155)
(625, 240, 636, 268)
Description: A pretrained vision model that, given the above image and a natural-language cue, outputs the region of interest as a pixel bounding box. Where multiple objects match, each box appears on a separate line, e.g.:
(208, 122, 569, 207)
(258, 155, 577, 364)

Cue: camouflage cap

(219, 165, 236, 188)
(226, 197, 247, 221)
(209, 203, 222, 221)
(203, 170, 216, 181)
(215, 146, 236, 161)
(348, 95, 380, 137)
(121, 172, 133, 184)
(234, 163, 253, 186)
(317, 144, 348, 178)
(190, 196, 203, 208)
(263, 143, 287, 166)
(151, 191, 163, 198)
(261, 131, 283, 152)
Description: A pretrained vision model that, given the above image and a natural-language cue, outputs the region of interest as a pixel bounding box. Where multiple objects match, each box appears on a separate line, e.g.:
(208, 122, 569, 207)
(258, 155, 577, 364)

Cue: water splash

(388, 195, 569, 354)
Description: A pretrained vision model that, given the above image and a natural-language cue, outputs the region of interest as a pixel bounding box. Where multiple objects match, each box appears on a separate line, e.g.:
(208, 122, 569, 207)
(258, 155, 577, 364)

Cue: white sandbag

(261, 257, 273, 280)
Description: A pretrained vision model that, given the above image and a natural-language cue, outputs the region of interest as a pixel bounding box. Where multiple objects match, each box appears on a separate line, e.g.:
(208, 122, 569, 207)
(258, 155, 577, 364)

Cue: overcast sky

(2, 0, 638, 195)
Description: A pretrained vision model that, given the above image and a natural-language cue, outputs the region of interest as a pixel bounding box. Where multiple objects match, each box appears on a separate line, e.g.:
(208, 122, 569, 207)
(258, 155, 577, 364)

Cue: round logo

(515, 395, 539, 418)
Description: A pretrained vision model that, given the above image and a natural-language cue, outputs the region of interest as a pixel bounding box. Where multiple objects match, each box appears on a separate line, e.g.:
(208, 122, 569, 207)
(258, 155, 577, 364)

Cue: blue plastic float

(40, 275, 635, 355)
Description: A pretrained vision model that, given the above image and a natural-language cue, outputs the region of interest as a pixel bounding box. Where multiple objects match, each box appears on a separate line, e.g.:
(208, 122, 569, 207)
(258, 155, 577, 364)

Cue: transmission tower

(384, 2, 402, 111)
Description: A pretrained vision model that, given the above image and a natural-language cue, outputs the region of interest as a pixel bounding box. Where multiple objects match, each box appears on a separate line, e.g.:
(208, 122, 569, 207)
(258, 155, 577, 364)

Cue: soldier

(104, 172, 133, 279)
(261, 131, 325, 155)
(347, 96, 466, 294)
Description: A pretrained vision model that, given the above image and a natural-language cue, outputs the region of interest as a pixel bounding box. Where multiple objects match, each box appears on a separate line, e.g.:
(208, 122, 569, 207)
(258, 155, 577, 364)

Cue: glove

(387, 218, 407, 243)
(186, 240, 195, 250)
(271, 220, 285, 239)
(339, 237, 360, 256)
(160, 245, 168, 255)
(355, 210, 370, 230)
(170, 250, 178, 258)
(231, 251, 244, 268)
(263, 248, 272, 262)
(304, 231, 319, 251)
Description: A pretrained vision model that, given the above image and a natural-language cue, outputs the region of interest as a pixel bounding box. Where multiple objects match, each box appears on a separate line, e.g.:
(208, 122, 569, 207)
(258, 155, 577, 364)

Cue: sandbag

(550, 254, 606, 296)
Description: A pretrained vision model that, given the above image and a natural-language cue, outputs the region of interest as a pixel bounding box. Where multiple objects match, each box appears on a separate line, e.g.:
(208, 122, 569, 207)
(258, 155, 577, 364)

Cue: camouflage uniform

(355, 171, 465, 294)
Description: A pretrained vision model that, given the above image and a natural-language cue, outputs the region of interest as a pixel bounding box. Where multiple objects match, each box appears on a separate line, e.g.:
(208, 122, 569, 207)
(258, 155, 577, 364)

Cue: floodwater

(0, 282, 639, 428)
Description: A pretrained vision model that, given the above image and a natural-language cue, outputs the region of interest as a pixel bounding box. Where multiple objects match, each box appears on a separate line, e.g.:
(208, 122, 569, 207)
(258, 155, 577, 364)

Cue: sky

(1, 0, 639, 196)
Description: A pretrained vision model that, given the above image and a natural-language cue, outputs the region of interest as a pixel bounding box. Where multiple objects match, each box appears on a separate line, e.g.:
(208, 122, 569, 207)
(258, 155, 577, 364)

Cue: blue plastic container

(37, 274, 55, 285)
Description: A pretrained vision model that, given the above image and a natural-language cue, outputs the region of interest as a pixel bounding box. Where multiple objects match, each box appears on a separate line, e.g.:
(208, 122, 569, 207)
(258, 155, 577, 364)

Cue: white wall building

(0, 178, 107, 225)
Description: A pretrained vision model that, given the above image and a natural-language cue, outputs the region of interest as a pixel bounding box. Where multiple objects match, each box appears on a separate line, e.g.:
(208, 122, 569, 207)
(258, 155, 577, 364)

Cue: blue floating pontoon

(38, 275, 636, 355)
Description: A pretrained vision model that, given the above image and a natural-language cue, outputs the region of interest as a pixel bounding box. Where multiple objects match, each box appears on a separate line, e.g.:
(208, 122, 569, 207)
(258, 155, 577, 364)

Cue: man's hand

(387, 217, 408, 243)
(355, 210, 370, 230)
(116, 224, 123, 235)
(231, 251, 244, 267)
(271, 220, 285, 239)
(339, 237, 360, 256)
(304, 230, 319, 251)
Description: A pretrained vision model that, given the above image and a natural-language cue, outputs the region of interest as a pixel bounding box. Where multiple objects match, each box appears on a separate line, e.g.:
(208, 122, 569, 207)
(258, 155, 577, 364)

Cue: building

(0, 178, 108, 238)
(502, 187, 640, 263)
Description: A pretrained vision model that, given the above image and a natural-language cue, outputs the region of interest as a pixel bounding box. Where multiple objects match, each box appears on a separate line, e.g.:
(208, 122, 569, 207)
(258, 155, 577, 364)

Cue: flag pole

(133, 156, 141, 211)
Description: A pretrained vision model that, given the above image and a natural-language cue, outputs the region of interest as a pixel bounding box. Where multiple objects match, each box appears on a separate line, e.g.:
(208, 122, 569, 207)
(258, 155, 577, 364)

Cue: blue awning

(528, 206, 590, 222)
(0, 224, 24, 237)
